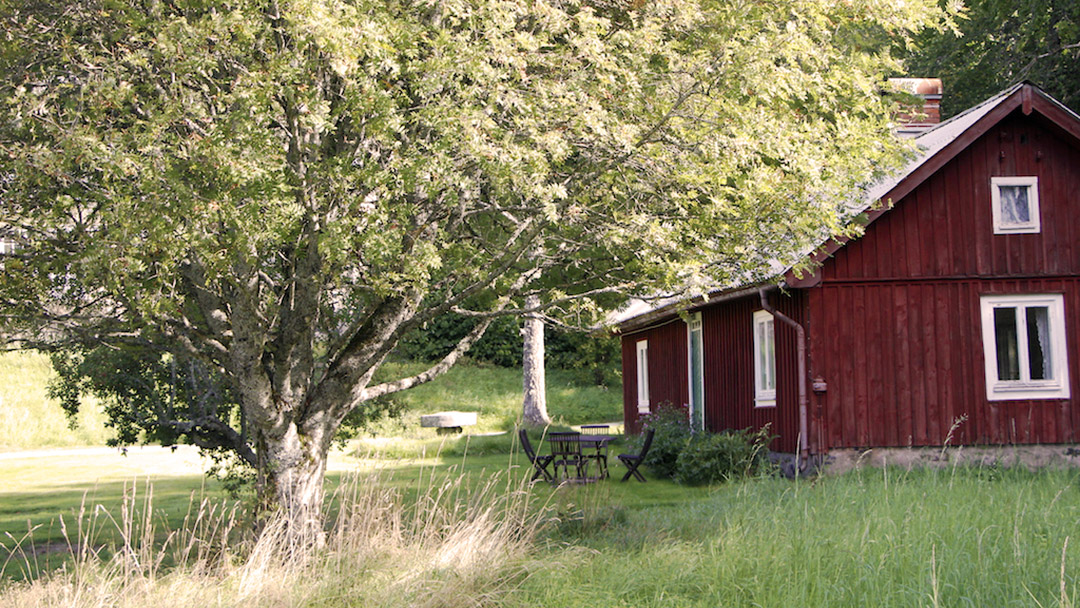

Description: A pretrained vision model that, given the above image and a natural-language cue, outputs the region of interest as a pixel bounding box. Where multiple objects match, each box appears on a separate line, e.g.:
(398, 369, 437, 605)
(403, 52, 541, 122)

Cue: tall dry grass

(0, 465, 551, 608)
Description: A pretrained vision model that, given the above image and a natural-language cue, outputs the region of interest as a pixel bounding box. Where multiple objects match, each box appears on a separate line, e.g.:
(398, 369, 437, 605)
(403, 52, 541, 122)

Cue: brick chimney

(888, 78, 943, 137)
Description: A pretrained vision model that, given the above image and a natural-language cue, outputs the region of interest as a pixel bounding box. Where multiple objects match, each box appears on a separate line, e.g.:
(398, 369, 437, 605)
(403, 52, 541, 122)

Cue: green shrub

(673, 426, 774, 486)
(633, 404, 692, 479)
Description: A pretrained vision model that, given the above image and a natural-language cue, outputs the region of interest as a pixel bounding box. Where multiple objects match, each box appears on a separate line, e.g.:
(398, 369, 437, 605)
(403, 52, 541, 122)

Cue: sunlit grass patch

(0, 352, 113, 450)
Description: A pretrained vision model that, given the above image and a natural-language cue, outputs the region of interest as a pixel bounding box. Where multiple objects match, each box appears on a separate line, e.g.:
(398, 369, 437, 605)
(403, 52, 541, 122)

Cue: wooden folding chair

(549, 431, 588, 483)
(618, 428, 655, 482)
(580, 424, 610, 480)
(519, 428, 554, 482)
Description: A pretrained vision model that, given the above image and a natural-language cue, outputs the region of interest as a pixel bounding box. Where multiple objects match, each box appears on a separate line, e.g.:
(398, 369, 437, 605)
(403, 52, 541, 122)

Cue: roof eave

(614, 282, 781, 334)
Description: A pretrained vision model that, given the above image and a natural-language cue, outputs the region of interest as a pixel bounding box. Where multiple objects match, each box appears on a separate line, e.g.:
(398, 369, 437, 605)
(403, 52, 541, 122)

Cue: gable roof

(787, 81, 1080, 288)
(614, 82, 1080, 332)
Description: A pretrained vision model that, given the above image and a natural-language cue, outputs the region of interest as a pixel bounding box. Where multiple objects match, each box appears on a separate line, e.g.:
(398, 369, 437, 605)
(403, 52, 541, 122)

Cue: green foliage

(398, 315, 523, 368)
(546, 328, 622, 388)
(632, 404, 693, 479)
(0, 0, 951, 511)
(673, 425, 774, 486)
(48, 346, 240, 450)
(905, 0, 1080, 116)
(399, 314, 621, 387)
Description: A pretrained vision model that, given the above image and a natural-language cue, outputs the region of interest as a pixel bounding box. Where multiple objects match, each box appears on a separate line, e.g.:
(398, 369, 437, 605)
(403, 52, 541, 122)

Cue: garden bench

(419, 411, 477, 434)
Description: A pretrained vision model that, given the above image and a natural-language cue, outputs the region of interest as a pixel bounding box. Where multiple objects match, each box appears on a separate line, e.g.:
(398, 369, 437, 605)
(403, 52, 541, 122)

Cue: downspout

(759, 286, 810, 471)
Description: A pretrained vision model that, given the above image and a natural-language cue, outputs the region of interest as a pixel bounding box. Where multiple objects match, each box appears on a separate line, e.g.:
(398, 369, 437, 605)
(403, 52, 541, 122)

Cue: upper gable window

(991, 176, 1040, 234)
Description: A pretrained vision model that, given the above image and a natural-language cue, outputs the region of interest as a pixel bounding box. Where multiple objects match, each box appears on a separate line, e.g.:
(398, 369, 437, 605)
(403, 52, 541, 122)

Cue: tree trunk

(522, 294, 550, 426)
(253, 420, 332, 546)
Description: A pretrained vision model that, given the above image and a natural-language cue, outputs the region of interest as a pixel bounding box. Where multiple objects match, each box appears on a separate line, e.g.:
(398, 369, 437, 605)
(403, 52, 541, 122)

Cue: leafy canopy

(0, 0, 948, 502)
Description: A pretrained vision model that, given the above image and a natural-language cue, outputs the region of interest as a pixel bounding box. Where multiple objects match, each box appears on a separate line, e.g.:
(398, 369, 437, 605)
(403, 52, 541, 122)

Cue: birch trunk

(521, 294, 550, 426)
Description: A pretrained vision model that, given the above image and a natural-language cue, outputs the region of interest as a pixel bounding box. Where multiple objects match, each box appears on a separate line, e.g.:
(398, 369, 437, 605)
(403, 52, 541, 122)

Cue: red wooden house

(614, 82, 1080, 465)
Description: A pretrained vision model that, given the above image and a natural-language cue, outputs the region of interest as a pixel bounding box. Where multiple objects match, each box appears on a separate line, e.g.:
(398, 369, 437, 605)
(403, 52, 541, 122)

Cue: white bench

(419, 411, 478, 435)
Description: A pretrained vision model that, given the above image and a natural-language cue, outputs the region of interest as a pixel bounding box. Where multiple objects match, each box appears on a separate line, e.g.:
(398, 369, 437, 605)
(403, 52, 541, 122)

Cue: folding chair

(580, 424, 611, 480)
(618, 428, 655, 482)
(519, 428, 554, 482)
(549, 431, 588, 483)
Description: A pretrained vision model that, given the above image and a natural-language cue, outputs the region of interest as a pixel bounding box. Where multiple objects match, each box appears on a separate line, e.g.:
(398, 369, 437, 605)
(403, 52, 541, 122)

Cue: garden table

(548, 433, 613, 482)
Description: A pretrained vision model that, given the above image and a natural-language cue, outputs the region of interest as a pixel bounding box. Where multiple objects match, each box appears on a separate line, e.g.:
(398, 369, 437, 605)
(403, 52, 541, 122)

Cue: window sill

(987, 382, 1069, 401)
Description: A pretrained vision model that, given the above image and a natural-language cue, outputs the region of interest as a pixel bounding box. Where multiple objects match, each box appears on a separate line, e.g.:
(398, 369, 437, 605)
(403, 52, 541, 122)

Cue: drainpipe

(758, 286, 810, 471)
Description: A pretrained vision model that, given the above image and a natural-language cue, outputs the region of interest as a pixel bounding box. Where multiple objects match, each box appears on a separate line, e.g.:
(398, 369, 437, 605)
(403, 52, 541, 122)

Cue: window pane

(689, 328, 704, 429)
(999, 185, 1030, 225)
(994, 307, 1020, 381)
(1026, 306, 1052, 380)
(760, 319, 775, 391)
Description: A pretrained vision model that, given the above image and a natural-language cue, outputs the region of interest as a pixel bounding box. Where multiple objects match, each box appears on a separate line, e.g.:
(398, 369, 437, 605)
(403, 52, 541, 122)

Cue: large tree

(0, 0, 947, 529)
(905, 0, 1080, 117)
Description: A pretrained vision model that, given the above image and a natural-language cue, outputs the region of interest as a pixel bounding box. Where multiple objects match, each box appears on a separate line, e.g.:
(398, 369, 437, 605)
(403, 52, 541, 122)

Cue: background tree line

(397, 315, 620, 388)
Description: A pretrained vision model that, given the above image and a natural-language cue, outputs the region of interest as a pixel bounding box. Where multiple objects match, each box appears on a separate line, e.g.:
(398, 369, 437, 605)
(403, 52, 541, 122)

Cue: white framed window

(991, 176, 1040, 234)
(980, 294, 1069, 401)
(687, 314, 705, 430)
(636, 340, 650, 413)
(753, 310, 776, 407)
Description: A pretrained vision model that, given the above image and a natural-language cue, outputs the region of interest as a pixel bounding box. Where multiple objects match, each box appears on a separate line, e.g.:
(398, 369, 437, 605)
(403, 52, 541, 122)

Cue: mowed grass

(0, 352, 623, 450)
(374, 359, 623, 432)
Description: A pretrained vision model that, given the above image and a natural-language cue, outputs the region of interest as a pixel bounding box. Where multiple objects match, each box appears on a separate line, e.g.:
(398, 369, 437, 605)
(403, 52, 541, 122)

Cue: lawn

(0, 352, 114, 450)
(3, 352, 1080, 606)
(3, 441, 1080, 607)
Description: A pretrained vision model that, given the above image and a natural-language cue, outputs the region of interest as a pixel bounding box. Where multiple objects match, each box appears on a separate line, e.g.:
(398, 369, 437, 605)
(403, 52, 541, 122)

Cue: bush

(674, 426, 775, 486)
(629, 407, 775, 485)
(633, 405, 693, 479)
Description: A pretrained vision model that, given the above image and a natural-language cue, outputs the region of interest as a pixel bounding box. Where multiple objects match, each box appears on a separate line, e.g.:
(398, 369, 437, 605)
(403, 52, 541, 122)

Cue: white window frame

(980, 294, 1069, 401)
(991, 176, 1040, 234)
(636, 340, 650, 413)
(753, 310, 776, 408)
(686, 314, 705, 430)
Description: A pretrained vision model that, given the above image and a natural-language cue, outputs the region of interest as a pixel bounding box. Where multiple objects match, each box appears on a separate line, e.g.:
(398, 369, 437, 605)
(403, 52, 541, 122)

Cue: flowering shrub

(632, 404, 693, 479)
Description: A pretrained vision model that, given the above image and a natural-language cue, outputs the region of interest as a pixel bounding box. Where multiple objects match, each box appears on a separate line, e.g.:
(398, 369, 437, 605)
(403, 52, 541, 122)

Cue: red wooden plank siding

(620, 337, 638, 432)
(620, 320, 688, 433)
(808, 109, 1080, 448)
(700, 292, 804, 453)
(823, 113, 1080, 282)
(812, 279, 1080, 448)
